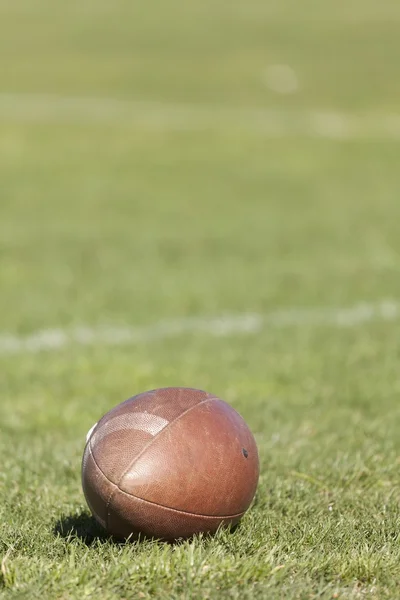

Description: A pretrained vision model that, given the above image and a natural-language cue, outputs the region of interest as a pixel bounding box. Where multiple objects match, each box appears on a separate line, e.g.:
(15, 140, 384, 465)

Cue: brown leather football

(82, 387, 259, 541)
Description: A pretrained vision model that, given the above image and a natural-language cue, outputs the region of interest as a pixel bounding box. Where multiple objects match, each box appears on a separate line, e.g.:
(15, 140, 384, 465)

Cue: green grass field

(1, 1, 400, 598)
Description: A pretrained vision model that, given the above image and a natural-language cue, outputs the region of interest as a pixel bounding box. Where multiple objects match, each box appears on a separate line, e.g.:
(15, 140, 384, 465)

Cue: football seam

(90, 395, 217, 527)
(88, 388, 212, 445)
(117, 487, 246, 520)
(87, 441, 116, 529)
(113, 395, 218, 489)
(88, 439, 245, 520)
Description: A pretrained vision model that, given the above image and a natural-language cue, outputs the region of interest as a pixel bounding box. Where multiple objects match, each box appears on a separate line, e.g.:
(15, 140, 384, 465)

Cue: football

(82, 387, 259, 540)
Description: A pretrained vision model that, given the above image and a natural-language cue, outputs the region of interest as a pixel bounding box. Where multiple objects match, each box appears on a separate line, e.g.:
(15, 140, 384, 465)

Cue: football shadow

(55, 511, 240, 547)
(54, 512, 113, 545)
(54, 511, 172, 546)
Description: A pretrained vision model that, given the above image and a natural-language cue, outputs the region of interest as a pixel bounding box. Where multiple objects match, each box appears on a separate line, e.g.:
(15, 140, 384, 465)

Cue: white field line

(0, 300, 398, 355)
(0, 92, 400, 139)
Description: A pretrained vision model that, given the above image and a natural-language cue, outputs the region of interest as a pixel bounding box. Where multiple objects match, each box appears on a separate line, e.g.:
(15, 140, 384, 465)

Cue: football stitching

(89, 395, 217, 525)
(87, 442, 245, 520)
(87, 441, 116, 530)
(117, 488, 246, 520)
(106, 396, 218, 517)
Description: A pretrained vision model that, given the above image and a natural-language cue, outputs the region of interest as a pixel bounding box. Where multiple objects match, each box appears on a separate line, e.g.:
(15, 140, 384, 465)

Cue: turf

(1, 1, 400, 598)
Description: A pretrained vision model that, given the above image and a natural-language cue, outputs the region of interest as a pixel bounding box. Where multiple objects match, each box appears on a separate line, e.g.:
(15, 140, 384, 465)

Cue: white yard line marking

(0, 300, 398, 355)
(0, 92, 400, 139)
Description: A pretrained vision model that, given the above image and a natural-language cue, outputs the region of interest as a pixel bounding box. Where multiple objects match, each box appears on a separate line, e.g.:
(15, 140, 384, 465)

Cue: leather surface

(108, 491, 243, 541)
(82, 387, 259, 540)
(81, 442, 114, 529)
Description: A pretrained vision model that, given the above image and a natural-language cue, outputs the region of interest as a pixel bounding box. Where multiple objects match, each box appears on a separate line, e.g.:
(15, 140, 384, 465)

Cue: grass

(1, 0, 400, 598)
